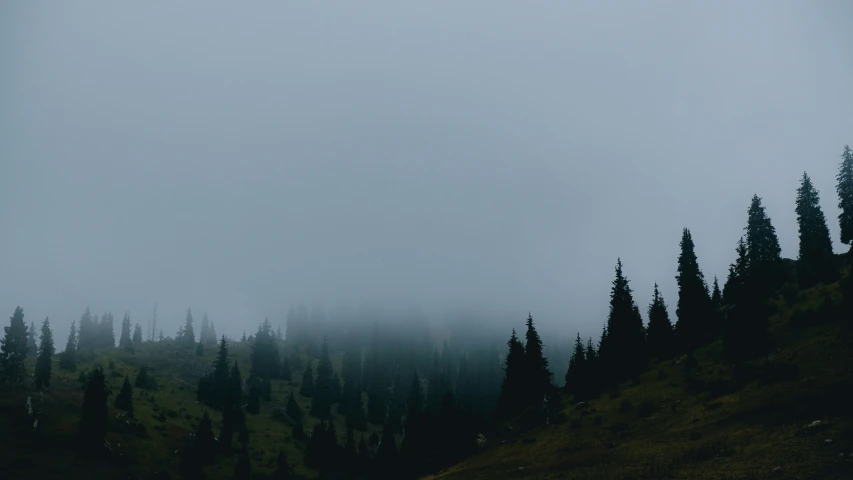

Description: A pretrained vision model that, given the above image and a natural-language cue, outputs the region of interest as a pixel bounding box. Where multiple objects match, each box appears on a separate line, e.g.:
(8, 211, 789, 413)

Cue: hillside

(426, 270, 853, 480)
(0, 339, 381, 479)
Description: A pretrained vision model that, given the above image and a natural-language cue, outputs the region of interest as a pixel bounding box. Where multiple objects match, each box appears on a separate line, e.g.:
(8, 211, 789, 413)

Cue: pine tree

(343, 381, 368, 431)
(711, 277, 723, 310)
(796, 172, 837, 287)
(158, 329, 164, 342)
(77, 307, 93, 354)
(602, 259, 647, 381)
(78, 366, 109, 448)
(495, 329, 525, 420)
(564, 333, 586, 397)
(233, 447, 251, 479)
(183, 308, 196, 347)
(194, 410, 218, 465)
(311, 337, 335, 419)
(675, 229, 714, 351)
(249, 318, 280, 379)
(34, 317, 55, 389)
(300, 364, 315, 397)
(0, 306, 28, 389)
(196, 341, 204, 356)
(246, 383, 260, 414)
(115, 375, 134, 417)
(746, 194, 783, 293)
(27, 321, 38, 356)
(523, 313, 552, 405)
(286, 391, 303, 423)
(209, 322, 217, 346)
(119, 313, 132, 350)
(646, 283, 674, 360)
(60, 321, 77, 371)
(838, 145, 853, 248)
(135, 366, 155, 390)
(100, 312, 115, 348)
(200, 313, 211, 346)
(132, 323, 143, 344)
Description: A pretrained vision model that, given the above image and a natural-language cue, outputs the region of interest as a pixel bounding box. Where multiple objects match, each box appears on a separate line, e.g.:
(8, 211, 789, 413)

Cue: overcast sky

(2, 1, 852, 345)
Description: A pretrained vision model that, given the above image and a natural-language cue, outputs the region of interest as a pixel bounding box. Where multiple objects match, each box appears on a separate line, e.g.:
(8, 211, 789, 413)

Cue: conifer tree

(78, 366, 109, 449)
(495, 329, 525, 420)
(34, 317, 55, 389)
(564, 333, 586, 397)
(233, 447, 251, 479)
(209, 322, 217, 346)
(135, 366, 155, 390)
(115, 375, 134, 417)
(246, 383, 260, 414)
(838, 145, 853, 248)
(77, 307, 93, 354)
(522, 313, 551, 404)
(250, 318, 280, 379)
(376, 418, 399, 476)
(60, 321, 77, 371)
(196, 341, 204, 356)
(745, 194, 783, 293)
(27, 321, 37, 356)
(194, 411, 218, 465)
(200, 313, 211, 346)
(675, 229, 714, 351)
(711, 277, 723, 310)
(100, 312, 115, 348)
(343, 381, 368, 431)
(602, 259, 646, 381)
(181, 308, 195, 347)
(119, 313, 132, 350)
(0, 306, 28, 389)
(132, 323, 143, 344)
(286, 391, 302, 423)
(300, 364, 315, 397)
(646, 283, 674, 360)
(796, 172, 837, 287)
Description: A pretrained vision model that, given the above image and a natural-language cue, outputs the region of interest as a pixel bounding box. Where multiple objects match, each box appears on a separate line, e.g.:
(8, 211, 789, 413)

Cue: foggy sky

(2, 1, 852, 345)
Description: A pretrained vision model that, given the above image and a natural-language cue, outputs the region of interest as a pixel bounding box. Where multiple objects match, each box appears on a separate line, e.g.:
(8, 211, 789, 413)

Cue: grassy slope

(427, 280, 853, 480)
(0, 340, 381, 479)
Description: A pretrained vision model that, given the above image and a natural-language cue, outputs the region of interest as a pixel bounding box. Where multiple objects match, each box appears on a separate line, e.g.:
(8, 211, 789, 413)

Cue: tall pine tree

(27, 321, 38, 356)
(0, 306, 28, 390)
(495, 329, 525, 420)
(601, 259, 646, 382)
(646, 284, 674, 360)
(60, 321, 77, 371)
(78, 366, 109, 449)
(796, 172, 837, 287)
(34, 317, 55, 389)
(119, 313, 132, 350)
(182, 308, 195, 347)
(838, 145, 853, 249)
(522, 313, 551, 405)
(675, 229, 714, 351)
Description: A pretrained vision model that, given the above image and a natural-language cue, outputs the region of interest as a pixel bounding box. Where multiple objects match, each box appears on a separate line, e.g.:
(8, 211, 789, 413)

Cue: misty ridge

(2, 1, 853, 479)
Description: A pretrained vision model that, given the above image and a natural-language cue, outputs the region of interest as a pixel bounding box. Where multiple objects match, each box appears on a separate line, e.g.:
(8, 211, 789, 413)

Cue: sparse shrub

(609, 389, 621, 400)
(157, 412, 166, 422)
(110, 370, 123, 379)
(637, 400, 656, 418)
(657, 369, 667, 380)
(108, 359, 116, 369)
(689, 431, 702, 441)
(631, 376, 641, 387)
(571, 418, 581, 429)
(167, 410, 178, 419)
(619, 399, 633, 413)
(594, 415, 603, 426)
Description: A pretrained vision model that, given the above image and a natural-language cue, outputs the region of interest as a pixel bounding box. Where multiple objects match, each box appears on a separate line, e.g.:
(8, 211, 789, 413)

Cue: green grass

(0, 340, 381, 479)
(427, 281, 853, 479)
